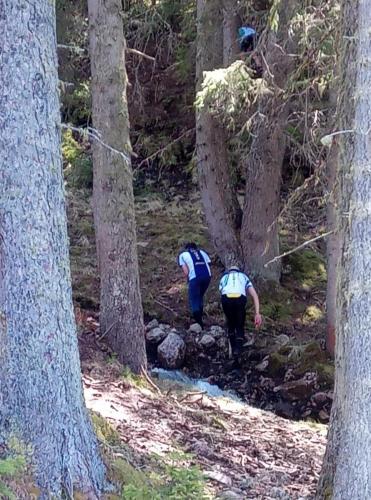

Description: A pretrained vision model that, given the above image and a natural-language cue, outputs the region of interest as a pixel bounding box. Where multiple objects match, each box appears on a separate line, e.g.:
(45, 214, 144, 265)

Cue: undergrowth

(0, 456, 27, 500)
(92, 411, 208, 500)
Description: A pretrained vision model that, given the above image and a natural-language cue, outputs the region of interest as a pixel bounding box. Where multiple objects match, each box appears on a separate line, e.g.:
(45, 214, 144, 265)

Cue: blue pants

(188, 275, 211, 326)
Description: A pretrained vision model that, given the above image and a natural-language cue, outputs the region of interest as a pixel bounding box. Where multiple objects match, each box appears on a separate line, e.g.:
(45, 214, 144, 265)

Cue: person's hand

(254, 313, 262, 329)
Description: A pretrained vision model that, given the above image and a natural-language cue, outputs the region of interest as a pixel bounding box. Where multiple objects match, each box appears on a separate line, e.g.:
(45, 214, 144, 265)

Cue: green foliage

(121, 460, 207, 500)
(285, 249, 326, 290)
(62, 83, 91, 125)
(62, 129, 93, 189)
(121, 367, 148, 389)
(195, 61, 270, 128)
(268, 0, 281, 32)
(0, 456, 26, 500)
(91, 412, 122, 447)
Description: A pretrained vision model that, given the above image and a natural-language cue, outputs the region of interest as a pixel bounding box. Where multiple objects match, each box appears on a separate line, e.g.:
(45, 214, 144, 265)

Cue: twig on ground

(264, 230, 334, 267)
(179, 391, 207, 403)
(154, 299, 179, 317)
(140, 367, 162, 394)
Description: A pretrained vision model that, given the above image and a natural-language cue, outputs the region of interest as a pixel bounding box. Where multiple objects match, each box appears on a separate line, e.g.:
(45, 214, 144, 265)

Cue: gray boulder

(188, 323, 202, 334)
(145, 319, 159, 331)
(158, 333, 186, 369)
(146, 326, 168, 344)
(199, 334, 216, 349)
(209, 325, 225, 338)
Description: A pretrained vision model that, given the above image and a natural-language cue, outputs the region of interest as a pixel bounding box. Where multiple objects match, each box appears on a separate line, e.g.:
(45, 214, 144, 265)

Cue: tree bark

(317, 1, 371, 497)
(88, 0, 147, 373)
(0, 2, 106, 496)
(196, 0, 243, 267)
(241, 0, 300, 281)
(325, 141, 340, 357)
(222, 0, 240, 67)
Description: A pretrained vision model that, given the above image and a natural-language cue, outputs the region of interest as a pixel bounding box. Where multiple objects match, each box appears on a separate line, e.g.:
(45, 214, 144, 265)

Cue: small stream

(151, 367, 241, 402)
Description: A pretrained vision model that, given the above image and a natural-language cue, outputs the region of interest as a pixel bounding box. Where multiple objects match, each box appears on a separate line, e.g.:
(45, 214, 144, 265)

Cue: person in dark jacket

(178, 242, 211, 328)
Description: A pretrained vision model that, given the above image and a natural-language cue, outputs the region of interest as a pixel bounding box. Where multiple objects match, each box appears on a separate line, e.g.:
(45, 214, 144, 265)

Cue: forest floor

(80, 327, 326, 499)
(69, 186, 333, 421)
(68, 184, 330, 497)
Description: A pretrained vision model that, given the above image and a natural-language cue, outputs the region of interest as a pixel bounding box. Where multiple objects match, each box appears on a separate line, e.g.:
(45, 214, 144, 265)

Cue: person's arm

(181, 264, 189, 280)
(247, 286, 262, 328)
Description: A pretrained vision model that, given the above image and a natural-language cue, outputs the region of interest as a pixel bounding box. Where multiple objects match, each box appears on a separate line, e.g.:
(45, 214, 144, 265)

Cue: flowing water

(151, 367, 241, 402)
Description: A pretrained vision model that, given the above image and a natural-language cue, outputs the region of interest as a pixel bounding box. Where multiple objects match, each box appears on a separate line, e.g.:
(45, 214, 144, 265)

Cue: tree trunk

(241, 107, 288, 280)
(325, 140, 340, 357)
(222, 0, 240, 67)
(241, 0, 300, 281)
(0, 2, 106, 496)
(88, 0, 147, 373)
(317, 1, 371, 497)
(196, 0, 243, 267)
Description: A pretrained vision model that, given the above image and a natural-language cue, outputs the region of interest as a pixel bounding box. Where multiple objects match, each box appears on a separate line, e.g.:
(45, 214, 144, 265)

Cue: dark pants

(240, 35, 255, 52)
(188, 275, 211, 327)
(221, 295, 247, 353)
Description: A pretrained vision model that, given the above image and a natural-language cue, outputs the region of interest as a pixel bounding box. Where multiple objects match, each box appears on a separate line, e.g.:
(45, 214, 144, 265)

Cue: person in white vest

(177, 242, 211, 328)
(219, 266, 262, 356)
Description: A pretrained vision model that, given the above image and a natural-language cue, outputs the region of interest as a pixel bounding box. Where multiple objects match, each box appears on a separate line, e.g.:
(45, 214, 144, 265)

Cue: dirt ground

(79, 325, 326, 500)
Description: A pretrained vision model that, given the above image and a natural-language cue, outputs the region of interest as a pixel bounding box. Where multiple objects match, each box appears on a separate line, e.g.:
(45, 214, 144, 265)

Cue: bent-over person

(219, 266, 262, 356)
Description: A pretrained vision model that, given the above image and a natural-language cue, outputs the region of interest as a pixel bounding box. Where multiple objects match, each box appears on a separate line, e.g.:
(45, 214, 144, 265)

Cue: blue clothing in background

(238, 26, 257, 51)
(188, 275, 211, 322)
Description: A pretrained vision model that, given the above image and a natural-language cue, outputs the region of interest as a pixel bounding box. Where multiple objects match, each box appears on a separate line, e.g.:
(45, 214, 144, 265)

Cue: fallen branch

(264, 230, 334, 267)
(179, 391, 207, 403)
(140, 367, 162, 394)
(57, 43, 85, 54)
(154, 299, 179, 317)
(126, 47, 155, 62)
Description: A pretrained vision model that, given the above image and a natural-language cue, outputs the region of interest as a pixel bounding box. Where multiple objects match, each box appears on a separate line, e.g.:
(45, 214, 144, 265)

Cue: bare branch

(61, 123, 132, 166)
(126, 47, 155, 62)
(264, 231, 334, 267)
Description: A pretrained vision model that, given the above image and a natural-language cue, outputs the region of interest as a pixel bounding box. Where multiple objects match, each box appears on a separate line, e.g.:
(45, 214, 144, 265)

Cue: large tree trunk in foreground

(0, 2, 105, 496)
(325, 141, 340, 357)
(88, 0, 146, 373)
(241, 0, 300, 281)
(317, 1, 371, 497)
(196, 0, 243, 267)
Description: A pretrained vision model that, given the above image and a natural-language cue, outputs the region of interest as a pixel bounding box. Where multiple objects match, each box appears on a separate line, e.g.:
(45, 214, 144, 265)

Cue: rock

(271, 487, 291, 499)
(190, 439, 214, 459)
(256, 352, 288, 377)
(311, 391, 329, 406)
(274, 377, 315, 401)
(217, 489, 244, 499)
(158, 323, 171, 331)
(145, 319, 159, 331)
(205, 470, 232, 486)
(209, 325, 225, 338)
(275, 334, 290, 346)
(199, 334, 216, 349)
(256, 356, 269, 372)
(188, 323, 202, 334)
(157, 333, 186, 369)
(319, 409, 330, 423)
(146, 327, 168, 344)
